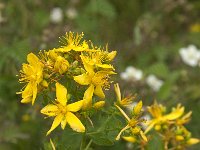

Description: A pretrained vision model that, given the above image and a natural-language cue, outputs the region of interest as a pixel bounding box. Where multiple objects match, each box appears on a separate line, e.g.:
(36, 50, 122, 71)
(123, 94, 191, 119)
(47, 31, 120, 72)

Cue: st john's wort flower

(17, 53, 44, 105)
(41, 83, 85, 135)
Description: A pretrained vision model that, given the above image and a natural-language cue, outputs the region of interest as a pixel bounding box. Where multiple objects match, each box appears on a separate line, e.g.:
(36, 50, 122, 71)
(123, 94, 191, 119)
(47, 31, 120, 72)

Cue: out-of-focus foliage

(0, 0, 200, 149)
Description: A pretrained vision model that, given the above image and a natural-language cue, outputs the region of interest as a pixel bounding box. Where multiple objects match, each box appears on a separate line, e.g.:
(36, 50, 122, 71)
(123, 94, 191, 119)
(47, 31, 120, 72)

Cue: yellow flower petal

(67, 100, 84, 112)
(94, 85, 105, 99)
(32, 83, 37, 105)
(164, 107, 184, 121)
(61, 115, 67, 130)
(122, 136, 136, 143)
(56, 83, 67, 106)
(83, 85, 94, 109)
(27, 53, 39, 65)
(20, 83, 33, 103)
(96, 64, 114, 69)
(21, 97, 32, 103)
(40, 104, 58, 116)
(74, 73, 90, 85)
(144, 119, 157, 134)
(107, 51, 117, 61)
(133, 101, 143, 115)
(114, 83, 121, 102)
(84, 85, 94, 99)
(66, 112, 85, 132)
(47, 114, 63, 135)
(81, 55, 94, 74)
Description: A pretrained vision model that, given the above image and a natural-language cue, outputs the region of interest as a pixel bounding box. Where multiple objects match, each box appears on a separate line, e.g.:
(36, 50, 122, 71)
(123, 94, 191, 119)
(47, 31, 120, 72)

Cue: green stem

(84, 139, 93, 150)
(80, 132, 86, 150)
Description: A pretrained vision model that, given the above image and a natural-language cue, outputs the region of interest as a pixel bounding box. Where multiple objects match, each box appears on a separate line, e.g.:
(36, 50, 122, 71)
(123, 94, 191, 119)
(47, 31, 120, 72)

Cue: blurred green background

(0, 0, 200, 149)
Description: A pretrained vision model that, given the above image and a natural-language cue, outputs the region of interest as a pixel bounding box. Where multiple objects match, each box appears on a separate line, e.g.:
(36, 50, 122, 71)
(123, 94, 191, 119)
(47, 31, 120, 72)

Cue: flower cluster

(17, 31, 116, 135)
(145, 101, 199, 149)
(114, 83, 147, 146)
(17, 31, 199, 149)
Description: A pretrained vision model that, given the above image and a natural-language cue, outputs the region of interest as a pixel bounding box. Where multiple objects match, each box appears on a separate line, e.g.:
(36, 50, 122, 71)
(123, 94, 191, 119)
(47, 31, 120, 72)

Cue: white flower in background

(50, 7, 63, 23)
(146, 75, 163, 92)
(120, 66, 143, 81)
(179, 45, 200, 67)
(66, 7, 77, 20)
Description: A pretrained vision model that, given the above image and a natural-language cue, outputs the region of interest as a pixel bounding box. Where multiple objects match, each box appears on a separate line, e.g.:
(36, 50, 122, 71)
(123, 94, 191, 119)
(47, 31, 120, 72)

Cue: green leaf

(87, 0, 116, 20)
(145, 62, 169, 79)
(157, 81, 173, 100)
(133, 26, 142, 45)
(146, 134, 164, 150)
(89, 132, 114, 146)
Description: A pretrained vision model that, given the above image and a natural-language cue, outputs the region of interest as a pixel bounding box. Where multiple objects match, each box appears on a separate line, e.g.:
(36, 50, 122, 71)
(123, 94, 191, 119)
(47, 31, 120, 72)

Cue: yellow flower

(40, 49, 69, 74)
(74, 56, 115, 99)
(114, 83, 136, 107)
(55, 31, 89, 52)
(80, 48, 116, 70)
(18, 53, 44, 105)
(115, 104, 147, 142)
(54, 56, 69, 74)
(41, 82, 85, 135)
(145, 102, 185, 134)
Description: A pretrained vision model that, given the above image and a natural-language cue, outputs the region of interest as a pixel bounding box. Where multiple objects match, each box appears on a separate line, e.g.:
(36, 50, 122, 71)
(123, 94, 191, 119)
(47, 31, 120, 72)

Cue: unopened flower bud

(93, 101, 105, 109)
(54, 56, 69, 74)
(44, 73, 50, 79)
(187, 138, 200, 145)
(41, 80, 48, 88)
(131, 126, 140, 134)
(176, 135, 184, 141)
(155, 125, 161, 131)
